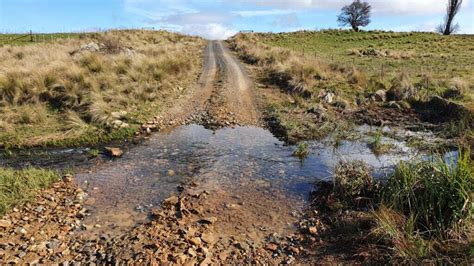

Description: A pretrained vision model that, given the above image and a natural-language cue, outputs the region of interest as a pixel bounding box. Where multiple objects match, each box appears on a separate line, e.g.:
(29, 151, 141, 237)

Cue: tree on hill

(437, 0, 463, 35)
(337, 0, 371, 32)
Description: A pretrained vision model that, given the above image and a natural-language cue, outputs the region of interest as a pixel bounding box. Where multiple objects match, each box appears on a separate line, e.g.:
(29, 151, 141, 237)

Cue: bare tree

(437, 0, 463, 35)
(337, 0, 371, 32)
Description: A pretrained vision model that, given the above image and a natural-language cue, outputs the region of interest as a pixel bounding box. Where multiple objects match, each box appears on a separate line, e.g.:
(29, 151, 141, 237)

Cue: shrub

(387, 73, 417, 101)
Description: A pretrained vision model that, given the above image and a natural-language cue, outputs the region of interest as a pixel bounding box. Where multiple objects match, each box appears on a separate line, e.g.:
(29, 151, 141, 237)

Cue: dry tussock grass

(0, 30, 205, 147)
(229, 33, 354, 100)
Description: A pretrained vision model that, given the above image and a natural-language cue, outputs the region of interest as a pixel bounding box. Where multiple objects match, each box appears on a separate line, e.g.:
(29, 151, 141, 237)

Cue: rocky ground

(0, 175, 326, 264)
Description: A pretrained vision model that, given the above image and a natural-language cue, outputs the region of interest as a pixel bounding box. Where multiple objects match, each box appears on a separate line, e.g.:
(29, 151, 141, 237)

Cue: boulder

(373, 90, 386, 102)
(318, 90, 335, 104)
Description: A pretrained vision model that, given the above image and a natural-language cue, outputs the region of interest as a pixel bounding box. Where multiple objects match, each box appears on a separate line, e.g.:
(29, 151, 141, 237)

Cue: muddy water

(40, 124, 422, 236)
(0, 124, 433, 237)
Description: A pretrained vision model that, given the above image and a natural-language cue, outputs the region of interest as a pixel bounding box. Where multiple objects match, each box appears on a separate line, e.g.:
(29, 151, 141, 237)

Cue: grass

(368, 128, 394, 155)
(0, 167, 60, 215)
(380, 151, 472, 235)
(319, 149, 473, 263)
(261, 30, 473, 87)
(260, 30, 474, 110)
(0, 30, 205, 148)
(229, 30, 473, 146)
(292, 142, 309, 160)
(0, 32, 82, 46)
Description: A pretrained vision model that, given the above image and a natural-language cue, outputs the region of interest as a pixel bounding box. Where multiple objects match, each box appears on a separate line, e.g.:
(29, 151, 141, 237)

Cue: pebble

(0, 219, 12, 228)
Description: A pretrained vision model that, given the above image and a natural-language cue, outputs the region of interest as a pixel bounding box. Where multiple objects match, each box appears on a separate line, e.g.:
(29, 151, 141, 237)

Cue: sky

(0, 0, 473, 39)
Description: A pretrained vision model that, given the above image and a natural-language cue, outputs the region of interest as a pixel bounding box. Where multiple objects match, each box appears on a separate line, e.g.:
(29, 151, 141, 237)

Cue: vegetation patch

(305, 150, 473, 263)
(229, 31, 473, 148)
(0, 30, 205, 148)
(0, 167, 60, 215)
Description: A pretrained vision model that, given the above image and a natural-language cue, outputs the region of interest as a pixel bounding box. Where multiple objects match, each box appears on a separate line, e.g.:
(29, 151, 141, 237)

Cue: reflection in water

(72, 125, 423, 232)
(1, 124, 431, 234)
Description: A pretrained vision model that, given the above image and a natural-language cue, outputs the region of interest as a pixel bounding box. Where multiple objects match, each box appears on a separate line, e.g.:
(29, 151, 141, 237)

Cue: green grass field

(261, 31, 474, 109)
(262, 31, 474, 83)
(0, 33, 82, 46)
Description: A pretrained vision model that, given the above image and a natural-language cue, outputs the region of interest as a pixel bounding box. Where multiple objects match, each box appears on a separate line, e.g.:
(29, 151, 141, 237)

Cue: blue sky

(1, 0, 473, 39)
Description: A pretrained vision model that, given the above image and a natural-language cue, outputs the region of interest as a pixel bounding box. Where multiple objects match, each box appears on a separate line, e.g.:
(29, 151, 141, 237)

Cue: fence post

(30, 30, 33, 42)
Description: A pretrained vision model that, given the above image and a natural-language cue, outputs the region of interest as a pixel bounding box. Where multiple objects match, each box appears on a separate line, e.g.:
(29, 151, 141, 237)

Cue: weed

(88, 148, 100, 158)
(368, 128, 394, 155)
(292, 142, 309, 160)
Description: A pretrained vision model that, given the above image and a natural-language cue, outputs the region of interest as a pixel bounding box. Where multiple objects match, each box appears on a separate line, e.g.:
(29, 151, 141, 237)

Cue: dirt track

(145, 40, 260, 131)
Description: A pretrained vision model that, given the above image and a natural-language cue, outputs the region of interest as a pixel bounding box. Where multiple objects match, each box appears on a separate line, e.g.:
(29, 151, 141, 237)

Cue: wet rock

(104, 147, 123, 158)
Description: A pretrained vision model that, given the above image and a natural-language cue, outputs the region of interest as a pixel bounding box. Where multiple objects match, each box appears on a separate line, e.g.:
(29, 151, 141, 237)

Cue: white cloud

(182, 23, 238, 39)
(123, 0, 474, 38)
(228, 0, 472, 15)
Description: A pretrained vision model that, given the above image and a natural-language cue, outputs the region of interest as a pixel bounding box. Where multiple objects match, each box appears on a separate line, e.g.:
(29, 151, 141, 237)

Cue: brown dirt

(138, 40, 261, 135)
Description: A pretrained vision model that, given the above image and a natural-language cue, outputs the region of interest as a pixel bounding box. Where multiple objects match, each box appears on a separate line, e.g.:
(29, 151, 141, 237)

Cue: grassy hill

(0, 30, 205, 148)
(261, 30, 474, 109)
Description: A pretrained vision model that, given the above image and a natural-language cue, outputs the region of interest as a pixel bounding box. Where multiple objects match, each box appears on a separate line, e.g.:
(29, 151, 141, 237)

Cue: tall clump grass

(0, 30, 205, 147)
(228, 33, 359, 100)
(0, 168, 60, 215)
(374, 150, 473, 262)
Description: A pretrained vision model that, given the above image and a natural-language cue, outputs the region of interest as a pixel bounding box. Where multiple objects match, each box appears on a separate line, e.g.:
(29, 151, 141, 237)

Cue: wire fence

(0, 31, 84, 45)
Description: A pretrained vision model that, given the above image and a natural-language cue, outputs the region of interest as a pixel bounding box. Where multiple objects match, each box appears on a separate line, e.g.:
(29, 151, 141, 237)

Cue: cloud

(227, 0, 472, 15)
(123, 0, 474, 38)
(182, 23, 238, 39)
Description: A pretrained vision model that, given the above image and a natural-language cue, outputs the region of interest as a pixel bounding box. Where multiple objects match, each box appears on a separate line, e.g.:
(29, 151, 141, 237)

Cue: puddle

(70, 125, 428, 234)
(1, 124, 443, 236)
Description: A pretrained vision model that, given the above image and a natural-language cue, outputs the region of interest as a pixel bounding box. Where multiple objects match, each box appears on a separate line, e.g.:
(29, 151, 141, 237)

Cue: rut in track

(151, 40, 260, 129)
